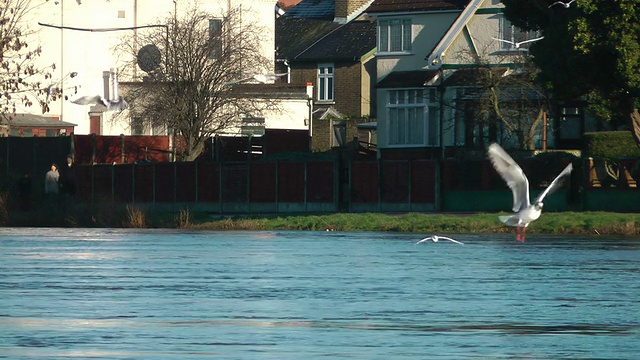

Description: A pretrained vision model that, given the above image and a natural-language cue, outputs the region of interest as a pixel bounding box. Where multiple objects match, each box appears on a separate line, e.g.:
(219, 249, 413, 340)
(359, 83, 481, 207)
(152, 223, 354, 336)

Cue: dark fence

(66, 158, 437, 213)
(1, 135, 638, 213)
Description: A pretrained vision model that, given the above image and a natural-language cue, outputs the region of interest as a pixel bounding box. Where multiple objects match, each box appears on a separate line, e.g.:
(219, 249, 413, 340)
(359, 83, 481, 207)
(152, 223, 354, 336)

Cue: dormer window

(378, 19, 412, 53)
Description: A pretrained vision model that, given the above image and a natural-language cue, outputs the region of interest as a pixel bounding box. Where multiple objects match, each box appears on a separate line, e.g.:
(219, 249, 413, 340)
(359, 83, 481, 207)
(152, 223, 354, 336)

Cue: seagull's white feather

(415, 235, 464, 245)
(71, 95, 107, 106)
(493, 36, 544, 49)
(487, 143, 573, 241)
(487, 143, 530, 212)
(534, 163, 573, 204)
(549, 0, 575, 8)
(71, 95, 127, 111)
(517, 36, 545, 46)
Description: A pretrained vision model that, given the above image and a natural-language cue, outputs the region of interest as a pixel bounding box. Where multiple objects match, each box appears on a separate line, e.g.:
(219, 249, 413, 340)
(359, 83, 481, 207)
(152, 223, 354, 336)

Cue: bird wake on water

(487, 143, 573, 243)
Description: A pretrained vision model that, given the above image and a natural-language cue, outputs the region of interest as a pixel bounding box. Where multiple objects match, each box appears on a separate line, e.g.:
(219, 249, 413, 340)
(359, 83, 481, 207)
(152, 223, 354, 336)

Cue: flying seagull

(493, 36, 544, 49)
(487, 143, 573, 242)
(549, 0, 575, 8)
(71, 95, 128, 111)
(416, 235, 464, 245)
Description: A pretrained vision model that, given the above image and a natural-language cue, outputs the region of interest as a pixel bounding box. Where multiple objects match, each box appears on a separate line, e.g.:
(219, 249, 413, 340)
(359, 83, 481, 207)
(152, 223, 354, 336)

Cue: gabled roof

(276, 17, 342, 60)
(366, 0, 469, 13)
(377, 70, 440, 88)
(294, 20, 376, 61)
(282, 0, 335, 20)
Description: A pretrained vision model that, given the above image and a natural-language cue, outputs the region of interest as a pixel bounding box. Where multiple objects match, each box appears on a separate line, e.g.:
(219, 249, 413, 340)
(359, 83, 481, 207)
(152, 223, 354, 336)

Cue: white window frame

(317, 63, 334, 102)
(386, 88, 438, 147)
(378, 18, 412, 54)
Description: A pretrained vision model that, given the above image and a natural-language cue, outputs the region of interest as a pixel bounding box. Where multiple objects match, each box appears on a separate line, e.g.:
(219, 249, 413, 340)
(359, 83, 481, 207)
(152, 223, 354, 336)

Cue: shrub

(583, 131, 640, 160)
(125, 205, 147, 228)
(175, 208, 192, 229)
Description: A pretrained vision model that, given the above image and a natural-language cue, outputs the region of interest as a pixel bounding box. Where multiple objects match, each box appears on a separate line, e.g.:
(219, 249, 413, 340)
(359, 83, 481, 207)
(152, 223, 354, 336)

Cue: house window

(318, 64, 334, 102)
(386, 88, 438, 146)
(131, 117, 145, 135)
(378, 19, 411, 53)
(209, 18, 222, 60)
(499, 18, 541, 50)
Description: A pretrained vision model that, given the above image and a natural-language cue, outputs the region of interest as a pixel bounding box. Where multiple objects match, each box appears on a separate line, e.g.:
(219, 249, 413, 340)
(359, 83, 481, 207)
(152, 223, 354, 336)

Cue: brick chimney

(334, 0, 372, 23)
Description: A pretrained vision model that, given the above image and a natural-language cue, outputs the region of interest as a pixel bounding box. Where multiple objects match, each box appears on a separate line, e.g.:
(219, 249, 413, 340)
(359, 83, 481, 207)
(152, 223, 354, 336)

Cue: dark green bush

(583, 131, 640, 159)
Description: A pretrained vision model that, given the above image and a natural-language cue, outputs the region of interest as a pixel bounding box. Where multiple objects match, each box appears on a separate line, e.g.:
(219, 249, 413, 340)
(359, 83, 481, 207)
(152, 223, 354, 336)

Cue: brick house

(366, 0, 601, 159)
(276, 0, 377, 152)
(1, 114, 76, 137)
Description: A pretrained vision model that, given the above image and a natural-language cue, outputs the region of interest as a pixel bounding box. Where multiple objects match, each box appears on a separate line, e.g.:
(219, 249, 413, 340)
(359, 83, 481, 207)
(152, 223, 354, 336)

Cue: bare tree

(117, 6, 275, 161)
(451, 50, 550, 150)
(0, 0, 62, 119)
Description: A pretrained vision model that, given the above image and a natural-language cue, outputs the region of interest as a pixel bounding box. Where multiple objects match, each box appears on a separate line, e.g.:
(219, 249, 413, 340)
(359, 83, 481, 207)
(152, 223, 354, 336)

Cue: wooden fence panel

(113, 165, 134, 203)
(134, 164, 154, 203)
(221, 163, 248, 202)
(411, 160, 436, 203)
(307, 161, 334, 203)
(154, 163, 175, 202)
(74, 165, 93, 202)
(92, 165, 113, 201)
(381, 161, 409, 203)
(277, 162, 305, 203)
(351, 161, 378, 203)
(197, 162, 218, 203)
(175, 162, 196, 202)
(250, 162, 276, 202)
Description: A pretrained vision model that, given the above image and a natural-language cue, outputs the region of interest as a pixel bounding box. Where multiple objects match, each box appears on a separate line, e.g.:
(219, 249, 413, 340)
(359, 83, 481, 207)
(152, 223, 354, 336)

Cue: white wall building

(25, 0, 282, 135)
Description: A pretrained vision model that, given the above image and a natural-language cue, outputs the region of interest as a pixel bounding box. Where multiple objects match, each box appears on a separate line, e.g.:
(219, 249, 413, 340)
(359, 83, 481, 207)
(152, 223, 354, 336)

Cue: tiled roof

(294, 20, 376, 61)
(282, 0, 335, 20)
(442, 67, 509, 86)
(366, 0, 469, 13)
(276, 17, 342, 60)
(377, 70, 440, 88)
(2, 113, 77, 127)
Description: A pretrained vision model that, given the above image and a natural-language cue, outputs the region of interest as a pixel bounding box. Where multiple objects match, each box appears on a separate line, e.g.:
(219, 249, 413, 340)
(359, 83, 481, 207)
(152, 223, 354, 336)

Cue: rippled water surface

(1, 228, 639, 359)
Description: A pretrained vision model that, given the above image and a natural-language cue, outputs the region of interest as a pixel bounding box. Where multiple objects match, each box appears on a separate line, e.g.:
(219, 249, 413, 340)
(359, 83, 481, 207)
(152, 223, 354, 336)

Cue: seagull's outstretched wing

(487, 143, 530, 212)
(517, 36, 545, 46)
(493, 37, 515, 46)
(71, 95, 127, 111)
(415, 237, 433, 245)
(534, 163, 573, 204)
(438, 236, 464, 245)
(71, 95, 107, 106)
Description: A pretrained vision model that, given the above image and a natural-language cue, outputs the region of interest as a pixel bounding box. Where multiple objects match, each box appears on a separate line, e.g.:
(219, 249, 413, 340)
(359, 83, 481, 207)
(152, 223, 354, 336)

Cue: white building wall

(25, 0, 276, 135)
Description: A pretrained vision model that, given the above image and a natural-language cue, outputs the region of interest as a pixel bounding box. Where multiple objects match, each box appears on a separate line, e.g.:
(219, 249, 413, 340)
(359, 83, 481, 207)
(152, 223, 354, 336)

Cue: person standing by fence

(60, 156, 76, 197)
(44, 163, 60, 196)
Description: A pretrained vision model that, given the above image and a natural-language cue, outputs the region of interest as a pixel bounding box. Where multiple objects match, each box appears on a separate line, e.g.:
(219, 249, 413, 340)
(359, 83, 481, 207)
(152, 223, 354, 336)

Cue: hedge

(582, 131, 640, 159)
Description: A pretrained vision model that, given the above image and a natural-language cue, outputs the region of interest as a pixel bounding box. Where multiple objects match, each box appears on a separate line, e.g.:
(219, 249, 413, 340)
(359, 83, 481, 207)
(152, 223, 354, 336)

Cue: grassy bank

(189, 212, 640, 236)
(4, 198, 640, 236)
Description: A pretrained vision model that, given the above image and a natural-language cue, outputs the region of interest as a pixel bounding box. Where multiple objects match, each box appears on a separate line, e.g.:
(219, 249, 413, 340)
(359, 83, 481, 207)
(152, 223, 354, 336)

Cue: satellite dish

(137, 44, 162, 73)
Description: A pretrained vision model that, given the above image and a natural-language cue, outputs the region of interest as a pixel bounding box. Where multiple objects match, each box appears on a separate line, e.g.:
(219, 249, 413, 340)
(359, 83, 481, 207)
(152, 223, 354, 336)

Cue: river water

(1, 228, 639, 359)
